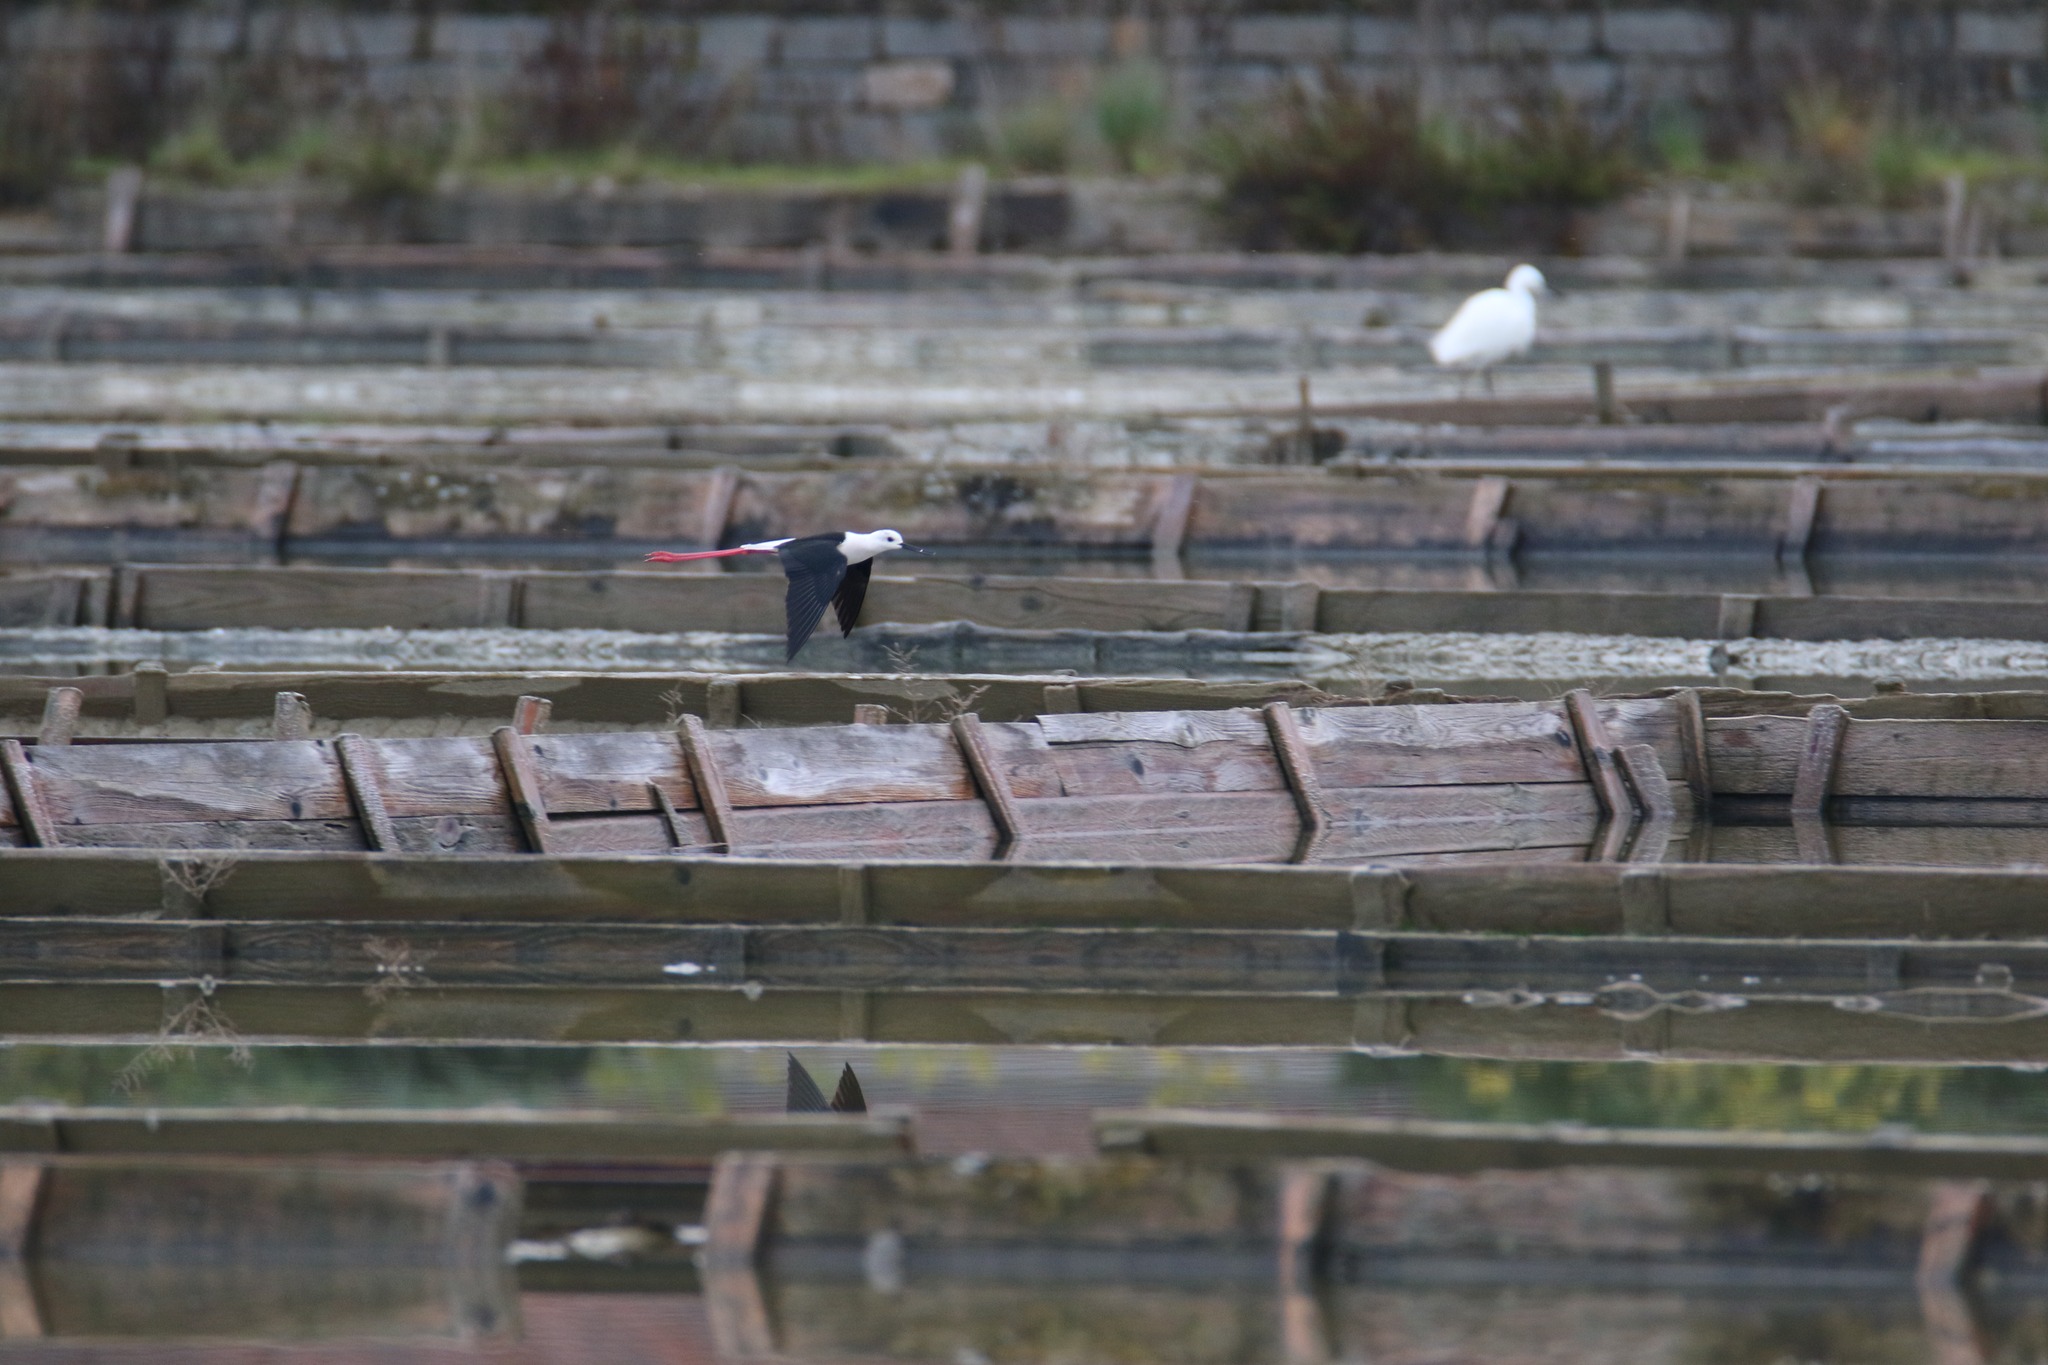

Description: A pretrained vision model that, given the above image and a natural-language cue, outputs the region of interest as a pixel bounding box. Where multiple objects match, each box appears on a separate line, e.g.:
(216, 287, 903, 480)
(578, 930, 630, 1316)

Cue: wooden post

(1564, 689, 1636, 862)
(335, 734, 399, 852)
(1672, 689, 1714, 820)
(1151, 473, 1197, 581)
(0, 742, 53, 848)
(1616, 743, 1676, 864)
(952, 713, 1022, 858)
(493, 726, 555, 854)
(37, 688, 82, 747)
(1461, 476, 1509, 553)
(0, 1160, 44, 1340)
(102, 166, 142, 254)
(653, 784, 692, 852)
(1791, 703, 1848, 864)
(1040, 683, 1081, 715)
(706, 678, 743, 729)
(703, 1153, 777, 1359)
(1593, 362, 1618, 424)
(946, 162, 988, 258)
(1263, 702, 1327, 863)
(685, 467, 741, 574)
(272, 691, 312, 742)
(678, 714, 737, 853)
(1779, 475, 1822, 570)
(511, 695, 552, 735)
(852, 704, 889, 725)
(132, 662, 168, 725)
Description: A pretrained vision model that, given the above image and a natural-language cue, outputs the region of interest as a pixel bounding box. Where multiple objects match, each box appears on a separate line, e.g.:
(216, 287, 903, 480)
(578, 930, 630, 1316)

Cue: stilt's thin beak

(901, 544, 931, 554)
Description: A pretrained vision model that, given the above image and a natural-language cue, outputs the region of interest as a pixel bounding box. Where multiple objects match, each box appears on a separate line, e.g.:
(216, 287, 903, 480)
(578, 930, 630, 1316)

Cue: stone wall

(5, 3, 2046, 166)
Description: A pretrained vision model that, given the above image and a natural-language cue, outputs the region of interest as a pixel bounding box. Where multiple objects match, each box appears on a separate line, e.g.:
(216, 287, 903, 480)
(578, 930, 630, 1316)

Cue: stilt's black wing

(828, 1064, 867, 1114)
(778, 537, 849, 662)
(786, 1054, 830, 1113)
(831, 559, 874, 638)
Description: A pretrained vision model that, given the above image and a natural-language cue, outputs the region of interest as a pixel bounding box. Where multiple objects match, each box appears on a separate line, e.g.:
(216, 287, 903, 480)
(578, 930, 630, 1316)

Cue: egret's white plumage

(1428, 264, 1550, 373)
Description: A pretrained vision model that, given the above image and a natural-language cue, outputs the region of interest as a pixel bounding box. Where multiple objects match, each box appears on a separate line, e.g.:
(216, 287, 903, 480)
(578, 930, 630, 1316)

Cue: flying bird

(646, 529, 926, 661)
(786, 1054, 867, 1114)
(1428, 263, 1555, 390)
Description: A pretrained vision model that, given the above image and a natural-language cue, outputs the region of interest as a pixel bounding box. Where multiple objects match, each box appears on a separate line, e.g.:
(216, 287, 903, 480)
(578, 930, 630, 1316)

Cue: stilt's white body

(1428, 264, 1548, 371)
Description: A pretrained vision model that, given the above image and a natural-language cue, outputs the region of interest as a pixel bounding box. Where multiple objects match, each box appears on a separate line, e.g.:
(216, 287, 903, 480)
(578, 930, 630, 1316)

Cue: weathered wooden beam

(0, 1160, 40, 1339)
(678, 714, 737, 853)
(492, 726, 555, 854)
(1150, 472, 1197, 578)
(1790, 702, 1850, 863)
(1461, 476, 1510, 552)
(36, 688, 81, 748)
(1779, 474, 1823, 567)
(1672, 689, 1713, 820)
(852, 704, 889, 725)
(0, 741, 53, 847)
(1615, 743, 1676, 864)
(1263, 702, 1327, 864)
(271, 691, 311, 741)
(653, 783, 691, 852)
(334, 734, 397, 852)
(511, 694, 552, 735)
(951, 714, 1022, 858)
(131, 662, 167, 726)
(1564, 690, 1635, 862)
(705, 678, 743, 730)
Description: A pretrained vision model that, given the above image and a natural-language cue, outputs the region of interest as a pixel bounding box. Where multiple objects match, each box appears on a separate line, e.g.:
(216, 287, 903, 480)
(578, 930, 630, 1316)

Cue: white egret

(1427, 263, 1555, 392)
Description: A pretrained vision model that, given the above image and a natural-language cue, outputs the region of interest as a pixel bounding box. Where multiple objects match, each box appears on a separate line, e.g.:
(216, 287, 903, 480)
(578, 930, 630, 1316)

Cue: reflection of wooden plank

(1791, 703, 1848, 863)
(1100, 1110, 2048, 1178)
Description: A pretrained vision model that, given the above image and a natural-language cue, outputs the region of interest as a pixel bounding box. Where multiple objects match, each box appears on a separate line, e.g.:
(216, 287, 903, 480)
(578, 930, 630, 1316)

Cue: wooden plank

(130, 566, 519, 630)
(952, 714, 1022, 857)
(867, 574, 1255, 632)
(1263, 702, 1326, 863)
(30, 740, 350, 825)
(37, 688, 81, 747)
(493, 726, 555, 854)
(531, 731, 695, 814)
(1791, 704, 1850, 820)
(1297, 703, 1586, 788)
(1717, 594, 1758, 640)
(732, 800, 997, 861)
(0, 1161, 43, 1340)
(710, 723, 974, 807)
(0, 742, 51, 847)
(1712, 715, 2048, 799)
(1317, 782, 1603, 861)
(678, 714, 736, 853)
(132, 663, 166, 726)
(335, 734, 397, 852)
(247, 459, 299, 546)
(1315, 589, 1721, 639)
(357, 737, 509, 816)
(1097, 1111, 2048, 1179)
(852, 704, 889, 724)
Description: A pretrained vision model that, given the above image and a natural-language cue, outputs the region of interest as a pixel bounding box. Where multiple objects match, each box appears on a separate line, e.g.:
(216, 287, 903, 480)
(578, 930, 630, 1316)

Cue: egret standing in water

(1428, 264, 1555, 393)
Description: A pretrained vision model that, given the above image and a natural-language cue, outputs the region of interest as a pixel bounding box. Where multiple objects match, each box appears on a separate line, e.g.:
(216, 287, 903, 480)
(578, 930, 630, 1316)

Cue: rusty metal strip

(0, 741, 53, 848)
(492, 726, 555, 854)
(951, 713, 1022, 858)
(677, 714, 737, 854)
(1263, 701, 1327, 864)
(335, 733, 398, 852)
(36, 688, 81, 748)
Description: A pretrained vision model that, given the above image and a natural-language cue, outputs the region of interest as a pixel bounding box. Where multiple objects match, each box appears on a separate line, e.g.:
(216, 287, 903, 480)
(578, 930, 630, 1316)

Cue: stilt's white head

(842, 529, 926, 563)
(1505, 264, 1551, 296)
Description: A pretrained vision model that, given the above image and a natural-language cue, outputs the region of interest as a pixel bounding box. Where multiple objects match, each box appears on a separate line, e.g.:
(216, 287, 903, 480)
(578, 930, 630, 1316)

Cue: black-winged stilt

(786, 1054, 867, 1113)
(646, 529, 926, 661)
